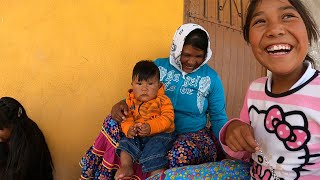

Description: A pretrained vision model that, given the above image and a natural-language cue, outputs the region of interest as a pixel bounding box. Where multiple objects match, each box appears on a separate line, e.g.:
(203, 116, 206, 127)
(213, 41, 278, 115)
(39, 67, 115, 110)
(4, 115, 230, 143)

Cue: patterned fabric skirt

(168, 127, 224, 168)
(79, 115, 250, 179)
(79, 115, 147, 180)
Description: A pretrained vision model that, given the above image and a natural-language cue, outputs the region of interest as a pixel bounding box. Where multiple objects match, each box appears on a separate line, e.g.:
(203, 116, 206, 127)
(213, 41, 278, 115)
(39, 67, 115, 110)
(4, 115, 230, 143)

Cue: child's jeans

(117, 132, 175, 173)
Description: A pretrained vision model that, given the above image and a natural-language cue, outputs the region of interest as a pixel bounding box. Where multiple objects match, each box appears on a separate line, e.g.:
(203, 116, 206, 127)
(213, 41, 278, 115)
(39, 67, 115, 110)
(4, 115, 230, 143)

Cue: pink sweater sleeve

(219, 91, 252, 161)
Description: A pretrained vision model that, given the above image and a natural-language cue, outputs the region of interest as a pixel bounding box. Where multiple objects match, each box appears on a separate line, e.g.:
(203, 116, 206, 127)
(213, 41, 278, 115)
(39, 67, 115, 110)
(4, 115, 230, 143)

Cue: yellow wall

(0, 1, 183, 179)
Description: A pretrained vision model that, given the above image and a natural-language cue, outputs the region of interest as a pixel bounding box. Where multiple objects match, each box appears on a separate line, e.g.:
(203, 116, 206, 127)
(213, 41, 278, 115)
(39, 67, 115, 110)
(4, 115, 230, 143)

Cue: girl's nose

(266, 23, 285, 38)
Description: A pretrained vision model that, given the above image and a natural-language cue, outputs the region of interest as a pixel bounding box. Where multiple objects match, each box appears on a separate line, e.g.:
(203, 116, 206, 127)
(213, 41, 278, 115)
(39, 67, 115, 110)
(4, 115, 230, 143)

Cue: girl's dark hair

(0, 97, 53, 180)
(242, 0, 320, 65)
(132, 60, 160, 82)
(184, 29, 209, 54)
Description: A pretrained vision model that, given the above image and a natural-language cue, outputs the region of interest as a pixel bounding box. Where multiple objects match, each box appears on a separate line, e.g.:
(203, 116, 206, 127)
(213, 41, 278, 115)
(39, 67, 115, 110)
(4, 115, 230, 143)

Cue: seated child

(115, 60, 175, 180)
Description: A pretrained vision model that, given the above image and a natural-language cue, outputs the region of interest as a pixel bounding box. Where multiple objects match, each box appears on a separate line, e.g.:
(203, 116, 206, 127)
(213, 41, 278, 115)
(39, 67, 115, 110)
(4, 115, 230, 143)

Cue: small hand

(225, 120, 258, 153)
(136, 123, 151, 137)
(127, 126, 137, 139)
(111, 100, 128, 122)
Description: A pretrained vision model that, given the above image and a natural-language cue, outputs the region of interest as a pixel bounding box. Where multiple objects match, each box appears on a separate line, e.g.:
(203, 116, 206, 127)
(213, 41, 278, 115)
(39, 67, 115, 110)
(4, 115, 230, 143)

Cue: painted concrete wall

(0, 1, 183, 179)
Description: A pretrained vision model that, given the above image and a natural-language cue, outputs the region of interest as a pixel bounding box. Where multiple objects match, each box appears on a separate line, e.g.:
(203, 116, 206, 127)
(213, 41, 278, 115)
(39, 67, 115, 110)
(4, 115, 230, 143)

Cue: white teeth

(267, 44, 291, 52)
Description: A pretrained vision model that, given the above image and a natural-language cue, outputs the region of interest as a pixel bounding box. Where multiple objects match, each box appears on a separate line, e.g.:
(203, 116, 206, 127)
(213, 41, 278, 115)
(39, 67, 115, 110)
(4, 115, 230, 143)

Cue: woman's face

(180, 44, 206, 73)
(248, 0, 309, 77)
(0, 128, 11, 143)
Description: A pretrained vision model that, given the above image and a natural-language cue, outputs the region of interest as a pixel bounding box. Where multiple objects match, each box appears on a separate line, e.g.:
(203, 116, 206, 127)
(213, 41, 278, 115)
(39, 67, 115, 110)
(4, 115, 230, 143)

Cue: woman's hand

(225, 120, 258, 153)
(111, 100, 128, 122)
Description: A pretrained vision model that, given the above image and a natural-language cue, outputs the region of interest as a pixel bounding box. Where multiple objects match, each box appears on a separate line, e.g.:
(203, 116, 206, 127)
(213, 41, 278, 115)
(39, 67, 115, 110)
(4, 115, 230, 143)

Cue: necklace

(256, 143, 280, 180)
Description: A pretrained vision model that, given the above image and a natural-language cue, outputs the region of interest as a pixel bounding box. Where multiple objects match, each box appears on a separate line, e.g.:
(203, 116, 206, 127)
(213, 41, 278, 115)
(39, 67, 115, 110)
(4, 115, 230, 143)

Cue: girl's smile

(266, 44, 291, 55)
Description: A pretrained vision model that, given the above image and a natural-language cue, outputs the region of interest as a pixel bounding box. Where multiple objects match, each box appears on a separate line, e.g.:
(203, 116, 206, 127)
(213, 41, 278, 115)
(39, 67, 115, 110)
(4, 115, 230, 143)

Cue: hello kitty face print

(249, 104, 319, 179)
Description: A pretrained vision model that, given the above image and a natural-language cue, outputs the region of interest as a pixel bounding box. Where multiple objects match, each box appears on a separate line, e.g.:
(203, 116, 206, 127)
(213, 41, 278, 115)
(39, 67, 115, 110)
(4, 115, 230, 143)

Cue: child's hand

(225, 120, 258, 153)
(127, 126, 137, 139)
(136, 123, 151, 137)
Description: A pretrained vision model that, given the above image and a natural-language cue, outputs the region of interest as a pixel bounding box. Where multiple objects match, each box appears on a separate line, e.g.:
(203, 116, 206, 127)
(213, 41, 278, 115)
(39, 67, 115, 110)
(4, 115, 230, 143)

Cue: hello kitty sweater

(220, 68, 320, 179)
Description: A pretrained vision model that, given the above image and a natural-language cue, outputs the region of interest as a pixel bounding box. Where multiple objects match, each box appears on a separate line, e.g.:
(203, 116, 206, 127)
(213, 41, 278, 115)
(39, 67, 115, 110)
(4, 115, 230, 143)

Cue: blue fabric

(147, 159, 251, 180)
(154, 58, 227, 138)
(117, 132, 175, 173)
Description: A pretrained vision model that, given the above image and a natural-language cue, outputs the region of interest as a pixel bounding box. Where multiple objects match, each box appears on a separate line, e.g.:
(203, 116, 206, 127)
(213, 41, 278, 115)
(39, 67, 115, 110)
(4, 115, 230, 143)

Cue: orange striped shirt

(121, 84, 175, 137)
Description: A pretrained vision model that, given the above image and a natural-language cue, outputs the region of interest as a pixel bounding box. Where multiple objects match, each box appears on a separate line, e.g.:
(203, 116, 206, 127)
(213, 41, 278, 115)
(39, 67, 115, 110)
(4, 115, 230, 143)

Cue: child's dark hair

(184, 29, 209, 55)
(132, 60, 160, 82)
(242, 0, 320, 65)
(0, 97, 53, 180)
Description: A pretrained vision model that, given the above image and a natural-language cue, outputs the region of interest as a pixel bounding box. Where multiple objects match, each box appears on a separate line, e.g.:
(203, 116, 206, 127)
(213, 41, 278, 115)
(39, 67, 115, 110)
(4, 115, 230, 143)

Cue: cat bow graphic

(264, 106, 309, 151)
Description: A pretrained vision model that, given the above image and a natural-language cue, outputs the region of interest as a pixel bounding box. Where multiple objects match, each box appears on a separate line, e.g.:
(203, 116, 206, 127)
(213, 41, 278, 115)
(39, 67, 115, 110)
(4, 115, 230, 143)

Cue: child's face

(132, 75, 161, 102)
(248, 0, 309, 77)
